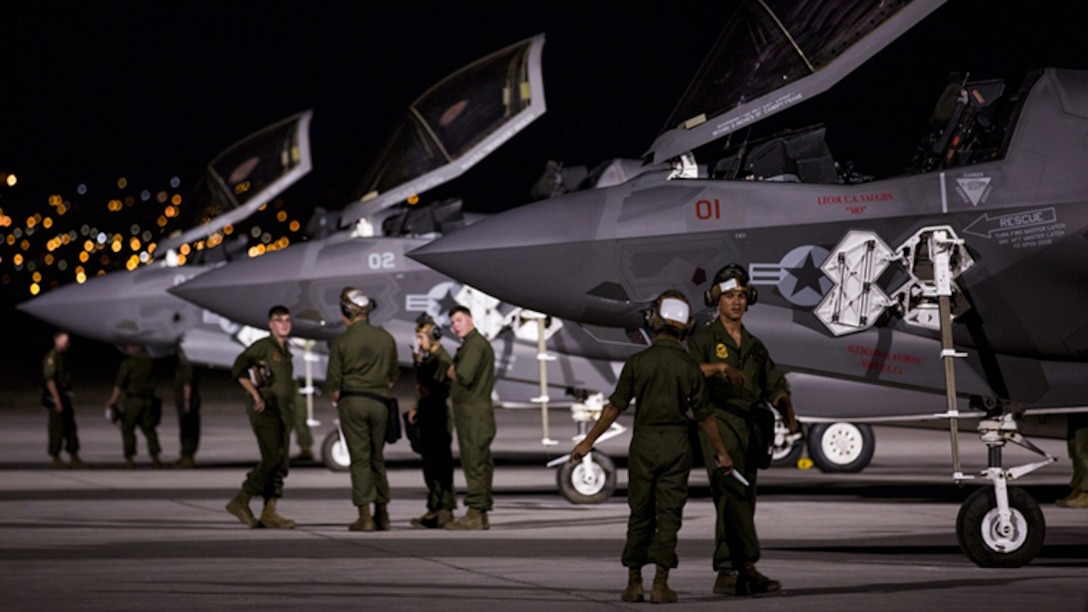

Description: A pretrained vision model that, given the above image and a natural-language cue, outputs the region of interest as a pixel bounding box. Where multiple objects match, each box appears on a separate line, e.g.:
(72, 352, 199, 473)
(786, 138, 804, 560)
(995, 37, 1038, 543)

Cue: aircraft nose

(17, 267, 201, 345)
(408, 188, 639, 326)
(168, 246, 312, 330)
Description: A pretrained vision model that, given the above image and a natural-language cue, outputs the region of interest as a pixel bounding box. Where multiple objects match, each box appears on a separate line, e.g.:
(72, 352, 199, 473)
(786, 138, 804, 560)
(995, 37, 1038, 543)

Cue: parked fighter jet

(411, 0, 1088, 567)
(17, 110, 315, 367)
(164, 36, 662, 501)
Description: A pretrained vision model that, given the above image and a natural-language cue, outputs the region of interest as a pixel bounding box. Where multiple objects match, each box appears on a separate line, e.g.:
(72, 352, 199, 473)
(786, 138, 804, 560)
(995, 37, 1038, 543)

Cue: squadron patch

(272, 352, 281, 362)
(715, 343, 729, 359)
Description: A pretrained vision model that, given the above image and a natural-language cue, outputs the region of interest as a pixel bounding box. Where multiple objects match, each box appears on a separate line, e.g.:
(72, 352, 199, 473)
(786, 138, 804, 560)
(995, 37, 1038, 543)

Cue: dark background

(3, 1, 1087, 397)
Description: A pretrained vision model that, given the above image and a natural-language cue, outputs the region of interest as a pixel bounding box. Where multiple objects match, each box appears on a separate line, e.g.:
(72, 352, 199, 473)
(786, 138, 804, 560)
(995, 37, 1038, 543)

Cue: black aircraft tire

(956, 486, 1045, 568)
(807, 422, 875, 473)
(557, 451, 616, 504)
(321, 429, 351, 472)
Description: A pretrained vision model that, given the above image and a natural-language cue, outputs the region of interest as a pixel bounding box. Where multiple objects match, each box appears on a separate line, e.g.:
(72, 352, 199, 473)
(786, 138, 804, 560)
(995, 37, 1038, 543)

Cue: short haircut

(268, 305, 290, 319)
(449, 305, 472, 319)
(53, 329, 69, 339)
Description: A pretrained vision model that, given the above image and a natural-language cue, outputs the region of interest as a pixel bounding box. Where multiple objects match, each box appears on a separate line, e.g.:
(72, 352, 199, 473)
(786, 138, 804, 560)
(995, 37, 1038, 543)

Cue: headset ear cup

(749, 287, 758, 307)
(704, 287, 715, 308)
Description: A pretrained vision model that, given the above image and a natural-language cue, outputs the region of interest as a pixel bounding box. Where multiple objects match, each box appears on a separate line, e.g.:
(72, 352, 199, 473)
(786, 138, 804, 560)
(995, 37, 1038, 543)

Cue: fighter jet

(17, 110, 315, 367)
(410, 0, 1088, 566)
(164, 36, 661, 500)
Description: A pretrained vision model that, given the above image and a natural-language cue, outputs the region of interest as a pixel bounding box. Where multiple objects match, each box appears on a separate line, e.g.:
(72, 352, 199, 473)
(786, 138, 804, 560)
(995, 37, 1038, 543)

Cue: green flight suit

(1068, 413, 1088, 493)
(450, 328, 496, 511)
(414, 344, 455, 512)
(113, 355, 161, 459)
(232, 336, 294, 499)
(326, 319, 399, 507)
(42, 347, 80, 457)
(173, 354, 201, 460)
(292, 380, 314, 450)
(688, 319, 789, 571)
(610, 337, 712, 570)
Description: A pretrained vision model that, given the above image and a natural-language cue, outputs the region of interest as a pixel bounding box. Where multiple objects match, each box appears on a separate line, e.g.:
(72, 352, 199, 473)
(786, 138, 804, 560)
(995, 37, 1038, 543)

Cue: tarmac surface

(1, 387, 1086, 611)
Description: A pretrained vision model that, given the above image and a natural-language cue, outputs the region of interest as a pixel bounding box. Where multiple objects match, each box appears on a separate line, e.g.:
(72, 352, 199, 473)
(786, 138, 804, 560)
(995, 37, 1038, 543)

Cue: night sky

(3, 1, 1088, 387)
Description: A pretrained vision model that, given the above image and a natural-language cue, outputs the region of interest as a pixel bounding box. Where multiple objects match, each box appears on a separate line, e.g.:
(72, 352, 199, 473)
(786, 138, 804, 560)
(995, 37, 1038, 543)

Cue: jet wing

(646, 0, 945, 163)
(339, 34, 546, 227)
(156, 110, 313, 254)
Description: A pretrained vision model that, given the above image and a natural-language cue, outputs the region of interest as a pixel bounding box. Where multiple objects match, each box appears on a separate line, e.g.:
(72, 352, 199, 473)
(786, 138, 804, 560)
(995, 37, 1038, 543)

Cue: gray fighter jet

(165, 36, 662, 501)
(17, 110, 315, 368)
(410, 0, 1088, 566)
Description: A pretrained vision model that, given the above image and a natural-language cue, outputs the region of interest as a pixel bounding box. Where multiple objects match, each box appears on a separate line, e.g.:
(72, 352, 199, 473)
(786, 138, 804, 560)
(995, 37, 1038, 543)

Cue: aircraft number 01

(368, 252, 395, 269)
(695, 199, 721, 220)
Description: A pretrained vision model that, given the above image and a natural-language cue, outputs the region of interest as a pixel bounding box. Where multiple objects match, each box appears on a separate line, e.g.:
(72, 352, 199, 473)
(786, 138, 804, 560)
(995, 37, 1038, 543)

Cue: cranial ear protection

(340, 287, 377, 319)
(703, 263, 758, 308)
(643, 290, 695, 338)
(415, 313, 443, 341)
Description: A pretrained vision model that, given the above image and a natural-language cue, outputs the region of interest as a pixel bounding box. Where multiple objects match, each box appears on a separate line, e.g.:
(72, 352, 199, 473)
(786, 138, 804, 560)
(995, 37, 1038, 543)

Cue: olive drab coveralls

(114, 355, 161, 459)
(415, 344, 456, 513)
(232, 336, 295, 500)
(450, 328, 496, 511)
(43, 347, 80, 457)
(611, 337, 713, 570)
(688, 319, 789, 571)
(326, 319, 400, 507)
(173, 354, 202, 460)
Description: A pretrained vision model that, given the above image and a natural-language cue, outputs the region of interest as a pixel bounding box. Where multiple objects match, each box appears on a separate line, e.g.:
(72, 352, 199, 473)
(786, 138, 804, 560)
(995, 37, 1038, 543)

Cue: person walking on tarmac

(225, 305, 297, 529)
(104, 344, 163, 469)
(444, 305, 496, 530)
(173, 352, 201, 468)
(42, 330, 85, 469)
(407, 314, 456, 528)
(571, 290, 732, 604)
(689, 264, 799, 596)
(326, 289, 400, 532)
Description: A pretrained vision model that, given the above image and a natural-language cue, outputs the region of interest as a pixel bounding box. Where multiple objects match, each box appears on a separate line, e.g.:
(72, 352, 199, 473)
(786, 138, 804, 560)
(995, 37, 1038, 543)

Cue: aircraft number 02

(367, 252, 395, 269)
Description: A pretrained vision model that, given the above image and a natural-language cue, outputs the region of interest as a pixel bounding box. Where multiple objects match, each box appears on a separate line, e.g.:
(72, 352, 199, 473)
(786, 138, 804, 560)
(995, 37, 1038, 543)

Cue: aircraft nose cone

(17, 267, 203, 345)
(409, 187, 639, 326)
(168, 246, 313, 331)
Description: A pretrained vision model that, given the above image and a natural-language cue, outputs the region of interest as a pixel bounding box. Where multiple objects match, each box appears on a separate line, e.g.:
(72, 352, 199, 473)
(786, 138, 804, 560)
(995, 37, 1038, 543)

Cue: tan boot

(621, 567, 644, 602)
(349, 505, 375, 532)
(445, 507, 489, 530)
(50, 455, 68, 469)
(410, 510, 438, 529)
(650, 565, 677, 604)
(737, 562, 781, 596)
(291, 446, 314, 464)
(1058, 491, 1088, 508)
(68, 454, 88, 469)
(434, 509, 454, 528)
(174, 455, 195, 469)
(259, 498, 296, 529)
(226, 491, 259, 528)
(713, 569, 737, 595)
(121, 456, 135, 469)
(374, 503, 391, 531)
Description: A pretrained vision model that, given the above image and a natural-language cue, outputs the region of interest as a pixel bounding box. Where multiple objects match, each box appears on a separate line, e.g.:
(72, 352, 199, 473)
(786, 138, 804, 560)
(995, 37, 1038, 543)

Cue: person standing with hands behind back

(42, 330, 85, 469)
(572, 291, 732, 604)
(444, 305, 496, 531)
(689, 264, 798, 596)
(326, 288, 399, 532)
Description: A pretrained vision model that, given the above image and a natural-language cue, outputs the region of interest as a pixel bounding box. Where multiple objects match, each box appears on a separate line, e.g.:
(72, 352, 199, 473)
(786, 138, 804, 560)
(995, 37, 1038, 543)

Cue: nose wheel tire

(956, 485, 1044, 568)
(321, 429, 350, 472)
(806, 422, 875, 473)
(557, 451, 616, 504)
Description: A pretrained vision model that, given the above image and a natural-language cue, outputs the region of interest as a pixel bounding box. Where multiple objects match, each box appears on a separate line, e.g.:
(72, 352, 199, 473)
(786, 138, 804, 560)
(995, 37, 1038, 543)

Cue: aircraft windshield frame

(646, 0, 945, 164)
(339, 34, 546, 227)
(156, 110, 313, 255)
